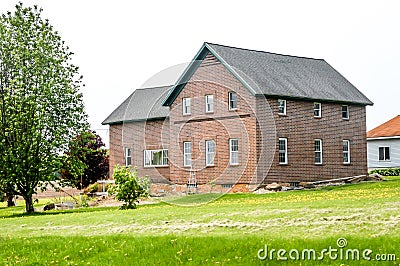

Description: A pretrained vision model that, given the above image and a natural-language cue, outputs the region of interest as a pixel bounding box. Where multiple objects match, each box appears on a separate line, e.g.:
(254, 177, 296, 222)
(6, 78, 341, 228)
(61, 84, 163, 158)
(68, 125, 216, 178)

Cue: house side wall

(257, 98, 368, 182)
(169, 53, 258, 185)
(109, 124, 124, 176)
(108, 120, 170, 182)
(367, 139, 400, 169)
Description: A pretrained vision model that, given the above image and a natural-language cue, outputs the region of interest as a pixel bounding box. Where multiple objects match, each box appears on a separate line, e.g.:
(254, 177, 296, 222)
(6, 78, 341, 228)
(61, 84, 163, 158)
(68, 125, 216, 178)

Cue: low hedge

(369, 167, 400, 176)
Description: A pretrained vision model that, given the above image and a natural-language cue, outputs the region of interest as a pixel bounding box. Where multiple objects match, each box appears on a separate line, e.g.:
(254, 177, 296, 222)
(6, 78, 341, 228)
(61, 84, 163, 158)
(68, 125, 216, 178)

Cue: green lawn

(1, 177, 399, 265)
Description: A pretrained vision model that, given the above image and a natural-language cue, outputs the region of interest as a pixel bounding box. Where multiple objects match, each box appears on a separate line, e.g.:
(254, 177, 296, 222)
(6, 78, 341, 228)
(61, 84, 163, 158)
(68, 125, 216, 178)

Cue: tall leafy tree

(0, 3, 88, 213)
(61, 131, 109, 189)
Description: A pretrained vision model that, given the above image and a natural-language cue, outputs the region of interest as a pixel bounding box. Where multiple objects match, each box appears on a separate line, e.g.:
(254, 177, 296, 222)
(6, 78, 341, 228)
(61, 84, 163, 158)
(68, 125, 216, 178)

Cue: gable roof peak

(204, 42, 325, 62)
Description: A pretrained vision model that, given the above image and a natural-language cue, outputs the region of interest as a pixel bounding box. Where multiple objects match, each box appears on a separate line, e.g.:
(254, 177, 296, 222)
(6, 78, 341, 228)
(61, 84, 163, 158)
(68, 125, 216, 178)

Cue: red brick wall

(108, 119, 170, 182)
(109, 124, 124, 176)
(168, 53, 258, 185)
(257, 97, 368, 183)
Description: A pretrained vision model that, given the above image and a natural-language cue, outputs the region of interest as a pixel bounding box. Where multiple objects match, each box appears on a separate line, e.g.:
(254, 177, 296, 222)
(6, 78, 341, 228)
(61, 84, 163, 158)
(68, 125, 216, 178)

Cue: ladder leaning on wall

(187, 167, 197, 194)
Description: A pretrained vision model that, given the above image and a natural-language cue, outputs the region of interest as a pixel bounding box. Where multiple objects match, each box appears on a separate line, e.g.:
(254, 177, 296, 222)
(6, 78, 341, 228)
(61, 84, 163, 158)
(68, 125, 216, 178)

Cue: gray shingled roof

(105, 43, 373, 125)
(162, 43, 373, 106)
(102, 85, 171, 125)
(206, 43, 373, 105)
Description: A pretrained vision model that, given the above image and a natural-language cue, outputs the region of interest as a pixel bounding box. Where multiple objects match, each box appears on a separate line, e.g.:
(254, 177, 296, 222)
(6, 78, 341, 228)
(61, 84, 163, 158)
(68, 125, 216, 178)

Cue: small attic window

(314, 102, 321, 118)
(228, 92, 237, 110)
(183, 98, 191, 115)
(278, 99, 286, 115)
(342, 105, 349, 119)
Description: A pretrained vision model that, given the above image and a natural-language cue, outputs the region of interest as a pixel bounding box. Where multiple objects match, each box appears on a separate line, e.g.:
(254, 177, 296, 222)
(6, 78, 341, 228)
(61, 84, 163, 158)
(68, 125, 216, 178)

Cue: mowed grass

(0, 177, 399, 265)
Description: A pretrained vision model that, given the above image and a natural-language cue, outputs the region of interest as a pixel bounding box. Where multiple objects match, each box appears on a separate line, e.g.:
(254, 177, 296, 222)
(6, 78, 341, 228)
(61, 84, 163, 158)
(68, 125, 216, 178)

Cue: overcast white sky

(1, 0, 399, 146)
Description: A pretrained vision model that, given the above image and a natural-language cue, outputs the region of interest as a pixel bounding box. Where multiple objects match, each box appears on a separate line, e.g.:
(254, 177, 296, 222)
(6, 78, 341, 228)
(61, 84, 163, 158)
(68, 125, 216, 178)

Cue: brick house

(103, 43, 373, 192)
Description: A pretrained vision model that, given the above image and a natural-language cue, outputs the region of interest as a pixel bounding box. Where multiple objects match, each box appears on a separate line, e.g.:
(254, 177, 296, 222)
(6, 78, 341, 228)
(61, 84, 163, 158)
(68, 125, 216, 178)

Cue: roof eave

(367, 136, 400, 140)
(257, 94, 373, 106)
(101, 90, 137, 126)
(102, 116, 169, 125)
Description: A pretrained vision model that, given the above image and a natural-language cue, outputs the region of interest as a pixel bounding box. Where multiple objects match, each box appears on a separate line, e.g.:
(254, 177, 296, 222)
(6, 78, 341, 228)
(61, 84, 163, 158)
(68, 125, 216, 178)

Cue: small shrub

(369, 168, 400, 176)
(85, 183, 99, 194)
(108, 165, 149, 209)
(80, 194, 90, 207)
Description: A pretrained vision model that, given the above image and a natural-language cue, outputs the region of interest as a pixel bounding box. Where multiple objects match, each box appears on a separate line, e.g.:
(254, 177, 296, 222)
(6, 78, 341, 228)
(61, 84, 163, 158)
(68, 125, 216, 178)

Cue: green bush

(80, 194, 90, 207)
(369, 167, 400, 176)
(85, 183, 99, 194)
(108, 165, 149, 209)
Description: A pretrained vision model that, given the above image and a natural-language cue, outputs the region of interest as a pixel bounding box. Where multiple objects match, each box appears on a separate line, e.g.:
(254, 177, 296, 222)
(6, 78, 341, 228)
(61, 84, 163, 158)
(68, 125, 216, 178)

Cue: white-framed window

(314, 139, 323, 164)
(183, 142, 192, 167)
(314, 102, 321, 118)
(228, 91, 237, 110)
(229, 139, 239, 165)
(278, 99, 286, 115)
(205, 95, 214, 113)
(379, 146, 390, 161)
(278, 138, 288, 164)
(343, 140, 350, 164)
(205, 140, 215, 166)
(125, 147, 132, 166)
(183, 97, 191, 115)
(342, 105, 349, 119)
(144, 149, 168, 167)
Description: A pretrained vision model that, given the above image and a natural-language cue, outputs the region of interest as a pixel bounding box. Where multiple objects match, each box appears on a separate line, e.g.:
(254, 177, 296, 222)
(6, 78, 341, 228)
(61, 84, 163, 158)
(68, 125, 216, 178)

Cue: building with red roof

(367, 115, 400, 169)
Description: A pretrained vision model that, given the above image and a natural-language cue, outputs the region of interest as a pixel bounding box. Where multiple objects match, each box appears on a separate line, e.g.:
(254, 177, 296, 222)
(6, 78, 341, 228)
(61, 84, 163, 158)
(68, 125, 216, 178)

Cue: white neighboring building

(367, 115, 400, 170)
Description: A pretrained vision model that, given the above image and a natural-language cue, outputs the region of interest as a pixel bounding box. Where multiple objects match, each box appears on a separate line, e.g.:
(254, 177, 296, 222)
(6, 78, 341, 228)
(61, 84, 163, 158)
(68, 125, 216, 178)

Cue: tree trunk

(24, 195, 35, 213)
(6, 193, 15, 207)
